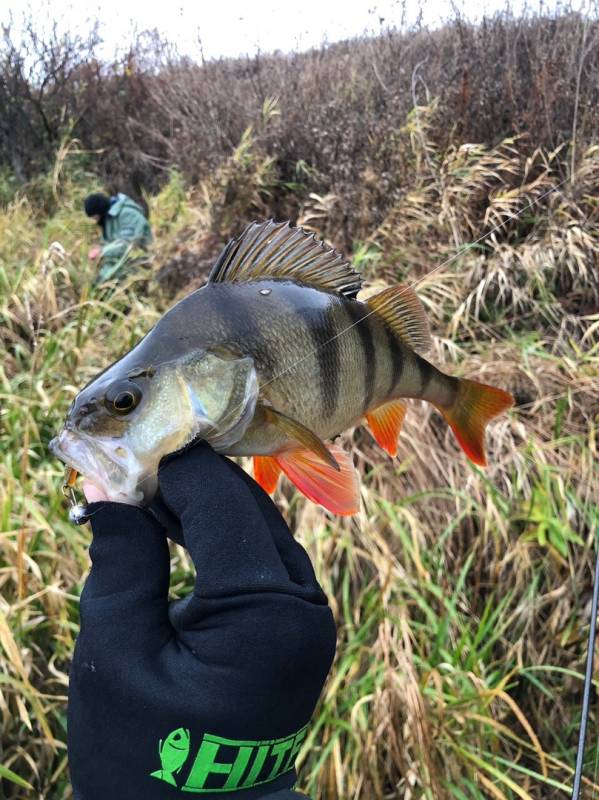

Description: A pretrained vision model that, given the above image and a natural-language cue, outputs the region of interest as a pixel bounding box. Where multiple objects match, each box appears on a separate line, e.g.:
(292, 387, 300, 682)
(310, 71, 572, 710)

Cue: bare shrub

(1, 6, 599, 244)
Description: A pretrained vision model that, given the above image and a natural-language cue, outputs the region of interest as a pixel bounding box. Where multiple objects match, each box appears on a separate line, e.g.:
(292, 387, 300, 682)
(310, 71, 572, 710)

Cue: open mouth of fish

(49, 430, 151, 504)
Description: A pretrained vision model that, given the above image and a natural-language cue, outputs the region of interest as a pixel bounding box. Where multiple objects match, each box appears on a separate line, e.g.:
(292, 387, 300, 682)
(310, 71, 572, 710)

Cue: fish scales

(343, 303, 377, 415)
(308, 307, 340, 419)
(205, 283, 411, 448)
(231, 282, 374, 441)
(384, 325, 405, 396)
(203, 282, 430, 441)
(136, 279, 400, 448)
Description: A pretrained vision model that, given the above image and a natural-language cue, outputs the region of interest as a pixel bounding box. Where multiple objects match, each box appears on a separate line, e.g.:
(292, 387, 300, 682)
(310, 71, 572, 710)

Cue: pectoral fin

(366, 400, 408, 457)
(253, 456, 282, 493)
(275, 444, 360, 516)
(259, 406, 339, 470)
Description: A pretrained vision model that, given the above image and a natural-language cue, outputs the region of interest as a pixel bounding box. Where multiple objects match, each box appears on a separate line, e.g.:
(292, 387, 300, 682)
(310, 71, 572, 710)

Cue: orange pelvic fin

(366, 400, 408, 457)
(253, 456, 282, 494)
(438, 378, 513, 466)
(275, 443, 360, 516)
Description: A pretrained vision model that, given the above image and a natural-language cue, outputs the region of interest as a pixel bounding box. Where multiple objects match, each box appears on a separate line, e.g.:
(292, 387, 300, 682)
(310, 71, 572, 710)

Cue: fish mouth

(50, 429, 152, 504)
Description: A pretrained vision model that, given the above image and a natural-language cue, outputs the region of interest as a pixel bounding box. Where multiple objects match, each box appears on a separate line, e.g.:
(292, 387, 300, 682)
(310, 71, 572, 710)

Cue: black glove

(68, 443, 336, 800)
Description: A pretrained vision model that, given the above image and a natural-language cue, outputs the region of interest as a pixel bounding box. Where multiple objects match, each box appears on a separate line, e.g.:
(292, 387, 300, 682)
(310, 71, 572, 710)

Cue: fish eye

(104, 381, 142, 415)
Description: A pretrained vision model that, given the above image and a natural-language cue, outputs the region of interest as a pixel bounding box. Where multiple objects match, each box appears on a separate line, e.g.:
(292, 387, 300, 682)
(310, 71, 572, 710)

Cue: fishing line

(217, 174, 571, 425)
(92, 171, 584, 523)
(514, 379, 597, 413)
(73, 156, 595, 797)
(202, 170, 597, 798)
(248, 175, 571, 398)
(124, 174, 574, 473)
(409, 179, 572, 290)
(161, 172, 577, 473)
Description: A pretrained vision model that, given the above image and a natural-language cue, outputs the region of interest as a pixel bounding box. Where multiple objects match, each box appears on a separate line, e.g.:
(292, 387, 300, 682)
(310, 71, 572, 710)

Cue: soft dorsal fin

(208, 220, 362, 298)
(367, 285, 432, 354)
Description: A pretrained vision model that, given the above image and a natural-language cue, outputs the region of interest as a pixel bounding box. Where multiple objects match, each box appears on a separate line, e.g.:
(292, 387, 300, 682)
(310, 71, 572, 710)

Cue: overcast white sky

(3, 0, 574, 60)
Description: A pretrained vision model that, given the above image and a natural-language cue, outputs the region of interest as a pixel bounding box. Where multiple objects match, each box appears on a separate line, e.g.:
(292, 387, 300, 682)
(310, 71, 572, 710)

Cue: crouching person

(84, 192, 152, 285)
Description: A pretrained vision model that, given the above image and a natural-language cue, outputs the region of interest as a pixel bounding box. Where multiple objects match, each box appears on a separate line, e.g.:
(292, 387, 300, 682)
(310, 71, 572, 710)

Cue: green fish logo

(150, 727, 191, 787)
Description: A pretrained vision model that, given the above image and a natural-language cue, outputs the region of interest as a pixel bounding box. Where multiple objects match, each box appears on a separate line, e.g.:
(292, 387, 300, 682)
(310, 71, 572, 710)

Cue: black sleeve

(157, 443, 328, 602)
(68, 443, 336, 800)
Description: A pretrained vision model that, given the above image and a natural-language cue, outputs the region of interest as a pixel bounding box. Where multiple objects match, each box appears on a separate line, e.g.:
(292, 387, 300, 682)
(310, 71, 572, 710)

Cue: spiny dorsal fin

(208, 220, 362, 298)
(367, 285, 432, 354)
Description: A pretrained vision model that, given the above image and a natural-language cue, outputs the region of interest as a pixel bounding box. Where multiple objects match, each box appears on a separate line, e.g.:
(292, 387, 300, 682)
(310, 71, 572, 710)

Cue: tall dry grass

(1, 7, 598, 797)
(0, 109, 597, 798)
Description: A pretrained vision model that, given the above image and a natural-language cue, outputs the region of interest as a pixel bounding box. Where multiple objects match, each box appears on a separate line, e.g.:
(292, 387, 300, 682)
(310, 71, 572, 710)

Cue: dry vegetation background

(0, 4, 598, 799)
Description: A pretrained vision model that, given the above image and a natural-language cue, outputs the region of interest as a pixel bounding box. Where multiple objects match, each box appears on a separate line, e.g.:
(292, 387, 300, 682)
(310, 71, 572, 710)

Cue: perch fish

(50, 220, 513, 515)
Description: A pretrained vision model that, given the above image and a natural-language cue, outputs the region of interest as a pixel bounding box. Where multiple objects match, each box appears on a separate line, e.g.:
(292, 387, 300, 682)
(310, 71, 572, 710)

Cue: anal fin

(253, 456, 282, 494)
(366, 400, 408, 457)
(275, 444, 360, 516)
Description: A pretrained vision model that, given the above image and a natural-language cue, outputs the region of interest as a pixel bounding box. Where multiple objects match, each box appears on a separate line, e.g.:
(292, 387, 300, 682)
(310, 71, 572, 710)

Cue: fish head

(50, 349, 259, 505)
(162, 728, 191, 752)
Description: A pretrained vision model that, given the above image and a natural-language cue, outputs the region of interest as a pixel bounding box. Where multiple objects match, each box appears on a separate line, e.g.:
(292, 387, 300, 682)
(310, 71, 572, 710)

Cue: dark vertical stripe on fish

(418, 357, 434, 396)
(345, 301, 376, 413)
(208, 286, 277, 380)
(308, 308, 340, 418)
(384, 325, 404, 396)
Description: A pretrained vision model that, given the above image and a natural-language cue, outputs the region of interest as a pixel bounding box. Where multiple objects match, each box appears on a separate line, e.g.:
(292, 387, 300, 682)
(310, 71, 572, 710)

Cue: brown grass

(0, 9, 598, 799)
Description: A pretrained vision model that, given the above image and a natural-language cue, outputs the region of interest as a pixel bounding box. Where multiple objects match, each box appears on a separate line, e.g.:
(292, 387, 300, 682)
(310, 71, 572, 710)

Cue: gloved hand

(68, 443, 336, 800)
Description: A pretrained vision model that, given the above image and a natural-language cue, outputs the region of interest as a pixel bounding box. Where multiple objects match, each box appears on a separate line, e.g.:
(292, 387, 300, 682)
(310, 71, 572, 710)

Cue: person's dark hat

(84, 193, 111, 220)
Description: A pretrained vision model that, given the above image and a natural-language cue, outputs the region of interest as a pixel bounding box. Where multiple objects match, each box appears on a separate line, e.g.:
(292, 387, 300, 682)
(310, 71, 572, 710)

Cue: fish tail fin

(437, 378, 513, 466)
(150, 770, 177, 786)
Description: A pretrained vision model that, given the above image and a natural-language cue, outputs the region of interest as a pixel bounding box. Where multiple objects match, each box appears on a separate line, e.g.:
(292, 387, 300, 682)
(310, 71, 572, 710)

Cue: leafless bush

(0, 22, 102, 183)
(1, 5, 598, 238)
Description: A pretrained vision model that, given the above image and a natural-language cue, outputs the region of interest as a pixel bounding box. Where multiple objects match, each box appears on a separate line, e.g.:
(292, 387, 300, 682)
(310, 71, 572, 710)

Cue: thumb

(79, 502, 172, 651)
(82, 481, 107, 502)
(158, 443, 297, 598)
